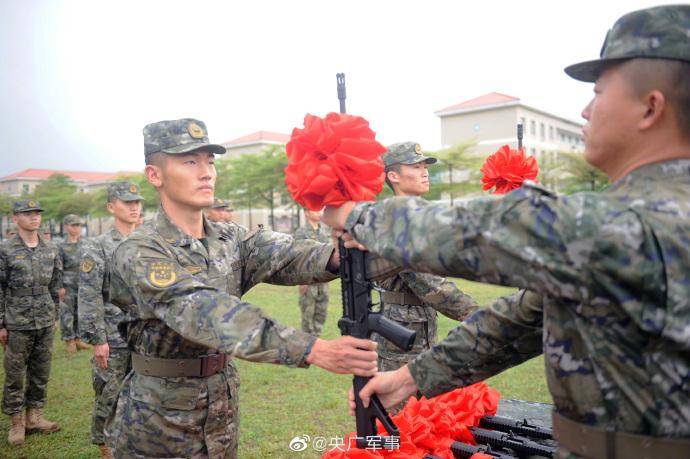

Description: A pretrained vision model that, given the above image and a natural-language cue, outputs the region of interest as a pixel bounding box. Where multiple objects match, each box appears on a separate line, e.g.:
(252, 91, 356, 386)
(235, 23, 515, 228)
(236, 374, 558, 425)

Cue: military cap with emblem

(382, 142, 437, 170)
(107, 181, 145, 202)
(143, 118, 226, 157)
(210, 198, 229, 209)
(63, 214, 83, 225)
(12, 199, 44, 214)
(565, 4, 690, 82)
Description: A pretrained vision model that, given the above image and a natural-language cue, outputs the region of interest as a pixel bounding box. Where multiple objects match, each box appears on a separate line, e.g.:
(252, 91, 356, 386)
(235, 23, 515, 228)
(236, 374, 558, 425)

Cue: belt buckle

(200, 354, 223, 377)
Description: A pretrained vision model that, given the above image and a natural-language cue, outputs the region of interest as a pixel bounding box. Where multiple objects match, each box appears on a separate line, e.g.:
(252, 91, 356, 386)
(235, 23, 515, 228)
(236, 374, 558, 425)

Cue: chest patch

(148, 261, 178, 288)
(81, 259, 95, 273)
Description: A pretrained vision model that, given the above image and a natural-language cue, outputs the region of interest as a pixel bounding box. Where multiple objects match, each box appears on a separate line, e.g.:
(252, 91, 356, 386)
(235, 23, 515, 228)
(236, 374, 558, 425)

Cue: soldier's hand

(93, 343, 109, 369)
(58, 288, 66, 302)
(332, 230, 368, 251)
(323, 202, 357, 231)
(348, 366, 418, 415)
(298, 285, 308, 295)
(307, 336, 378, 377)
(0, 328, 7, 351)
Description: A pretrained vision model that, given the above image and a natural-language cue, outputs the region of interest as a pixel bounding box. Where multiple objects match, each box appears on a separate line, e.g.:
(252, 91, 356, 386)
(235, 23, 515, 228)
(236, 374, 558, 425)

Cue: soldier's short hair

(384, 164, 403, 191)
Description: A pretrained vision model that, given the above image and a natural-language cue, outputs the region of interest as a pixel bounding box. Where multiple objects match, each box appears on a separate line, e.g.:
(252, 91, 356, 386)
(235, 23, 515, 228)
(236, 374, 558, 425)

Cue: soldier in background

(0, 200, 62, 445)
(326, 5, 690, 457)
(58, 214, 90, 353)
(205, 197, 228, 223)
(78, 182, 143, 459)
(223, 200, 235, 224)
(294, 209, 332, 336)
(104, 118, 378, 458)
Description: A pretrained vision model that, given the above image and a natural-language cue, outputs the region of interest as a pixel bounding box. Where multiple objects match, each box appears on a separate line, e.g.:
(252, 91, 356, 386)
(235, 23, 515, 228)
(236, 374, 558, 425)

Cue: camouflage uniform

(0, 201, 62, 416)
(78, 182, 143, 447)
(345, 159, 690, 452)
(294, 223, 332, 335)
(104, 118, 337, 458)
(58, 214, 85, 342)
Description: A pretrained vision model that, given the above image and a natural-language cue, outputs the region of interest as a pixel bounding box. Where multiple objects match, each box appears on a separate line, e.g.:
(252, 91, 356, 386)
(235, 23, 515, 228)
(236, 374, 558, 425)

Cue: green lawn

(0, 280, 549, 458)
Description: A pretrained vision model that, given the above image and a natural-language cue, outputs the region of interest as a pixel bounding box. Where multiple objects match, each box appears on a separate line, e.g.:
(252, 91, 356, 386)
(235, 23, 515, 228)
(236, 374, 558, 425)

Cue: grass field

(0, 279, 550, 458)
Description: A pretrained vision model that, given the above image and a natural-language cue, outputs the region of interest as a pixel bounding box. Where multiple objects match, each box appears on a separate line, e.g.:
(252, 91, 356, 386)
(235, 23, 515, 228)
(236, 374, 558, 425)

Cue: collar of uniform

(608, 158, 690, 192)
(10, 233, 46, 249)
(154, 205, 220, 247)
(107, 226, 124, 242)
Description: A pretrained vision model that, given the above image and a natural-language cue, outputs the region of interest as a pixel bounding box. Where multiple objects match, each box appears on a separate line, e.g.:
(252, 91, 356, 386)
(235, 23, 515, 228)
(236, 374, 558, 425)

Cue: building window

(520, 117, 526, 131)
(530, 120, 536, 135)
(549, 126, 554, 140)
(22, 184, 29, 194)
(540, 123, 545, 140)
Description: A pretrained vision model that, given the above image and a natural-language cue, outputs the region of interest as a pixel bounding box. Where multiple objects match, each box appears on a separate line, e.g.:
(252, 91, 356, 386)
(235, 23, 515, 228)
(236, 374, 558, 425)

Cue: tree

(428, 140, 483, 204)
(547, 151, 609, 194)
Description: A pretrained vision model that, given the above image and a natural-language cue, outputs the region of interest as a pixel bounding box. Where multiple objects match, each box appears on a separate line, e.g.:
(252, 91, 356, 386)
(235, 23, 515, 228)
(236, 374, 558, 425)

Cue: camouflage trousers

(58, 290, 78, 341)
(299, 283, 329, 336)
(107, 359, 240, 458)
(2, 326, 55, 415)
(91, 347, 130, 445)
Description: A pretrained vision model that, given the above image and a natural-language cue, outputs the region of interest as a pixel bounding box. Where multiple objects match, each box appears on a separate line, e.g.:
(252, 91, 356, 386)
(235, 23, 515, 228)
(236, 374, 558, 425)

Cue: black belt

(380, 291, 423, 306)
(9, 286, 50, 297)
(131, 353, 227, 378)
(553, 411, 690, 459)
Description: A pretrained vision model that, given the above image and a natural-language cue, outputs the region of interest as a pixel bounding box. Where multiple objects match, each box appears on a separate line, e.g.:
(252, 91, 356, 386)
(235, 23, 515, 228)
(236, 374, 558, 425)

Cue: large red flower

(480, 145, 539, 194)
(285, 113, 386, 210)
(322, 383, 500, 459)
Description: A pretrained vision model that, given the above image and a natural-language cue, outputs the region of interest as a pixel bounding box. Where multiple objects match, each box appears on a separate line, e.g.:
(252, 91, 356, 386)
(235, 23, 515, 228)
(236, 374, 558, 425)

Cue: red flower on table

(480, 145, 539, 194)
(285, 113, 386, 211)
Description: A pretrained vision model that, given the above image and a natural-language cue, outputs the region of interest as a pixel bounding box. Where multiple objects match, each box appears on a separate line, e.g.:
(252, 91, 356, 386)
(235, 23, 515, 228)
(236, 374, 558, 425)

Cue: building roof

(222, 130, 290, 147)
(0, 169, 135, 183)
(436, 92, 520, 116)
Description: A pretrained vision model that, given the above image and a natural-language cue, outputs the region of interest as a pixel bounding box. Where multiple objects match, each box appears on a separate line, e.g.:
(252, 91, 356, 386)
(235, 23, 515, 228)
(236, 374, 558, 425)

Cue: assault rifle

(479, 415, 553, 440)
(469, 427, 556, 457)
(335, 72, 417, 448)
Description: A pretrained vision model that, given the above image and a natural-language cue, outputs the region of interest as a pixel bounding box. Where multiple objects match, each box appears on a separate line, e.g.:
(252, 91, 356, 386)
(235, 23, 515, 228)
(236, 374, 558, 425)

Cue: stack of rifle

(424, 415, 557, 459)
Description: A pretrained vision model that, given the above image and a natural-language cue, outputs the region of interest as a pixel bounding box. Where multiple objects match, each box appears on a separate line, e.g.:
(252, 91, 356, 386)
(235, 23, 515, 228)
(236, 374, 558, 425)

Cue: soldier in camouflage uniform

(206, 197, 229, 223)
(104, 118, 378, 458)
(0, 200, 62, 445)
(78, 182, 143, 459)
(327, 5, 690, 458)
(294, 209, 332, 336)
(58, 214, 90, 353)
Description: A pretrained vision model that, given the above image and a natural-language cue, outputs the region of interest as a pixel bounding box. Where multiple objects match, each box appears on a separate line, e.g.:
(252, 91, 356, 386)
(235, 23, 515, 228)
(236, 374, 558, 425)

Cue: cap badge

(187, 122, 205, 139)
(130, 184, 138, 194)
(414, 144, 422, 155)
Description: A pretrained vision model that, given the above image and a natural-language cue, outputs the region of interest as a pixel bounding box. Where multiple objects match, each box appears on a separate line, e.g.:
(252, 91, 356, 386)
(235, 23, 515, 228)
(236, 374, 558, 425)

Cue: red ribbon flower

(322, 382, 500, 459)
(285, 113, 386, 210)
(480, 145, 539, 194)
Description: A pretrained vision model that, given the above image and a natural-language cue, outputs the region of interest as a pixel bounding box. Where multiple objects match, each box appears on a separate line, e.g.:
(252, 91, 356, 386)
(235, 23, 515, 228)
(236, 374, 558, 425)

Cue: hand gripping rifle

(335, 72, 416, 448)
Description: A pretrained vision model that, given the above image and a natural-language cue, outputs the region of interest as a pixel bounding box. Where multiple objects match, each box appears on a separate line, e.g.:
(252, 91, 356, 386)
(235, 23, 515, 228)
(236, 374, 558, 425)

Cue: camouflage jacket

(294, 223, 331, 244)
(78, 227, 128, 348)
(108, 207, 336, 363)
(59, 238, 85, 293)
(375, 272, 479, 357)
(0, 234, 62, 330)
(345, 159, 690, 438)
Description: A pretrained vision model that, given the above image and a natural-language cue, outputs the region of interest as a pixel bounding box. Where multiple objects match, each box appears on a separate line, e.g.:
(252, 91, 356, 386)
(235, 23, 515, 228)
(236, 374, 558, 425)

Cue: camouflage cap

(210, 198, 229, 209)
(143, 118, 226, 157)
(107, 181, 145, 202)
(565, 5, 690, 82)
(63, 214, 83, 225)
(383, 142, 437, 170)
(12, 199, 44, 214)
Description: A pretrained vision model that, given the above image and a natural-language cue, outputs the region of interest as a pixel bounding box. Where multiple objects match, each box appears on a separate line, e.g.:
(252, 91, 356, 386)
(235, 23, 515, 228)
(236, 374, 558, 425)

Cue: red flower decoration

(322, 382, 500, 459)
(285, 113, 386, 210)
(480, 145, 539, 194)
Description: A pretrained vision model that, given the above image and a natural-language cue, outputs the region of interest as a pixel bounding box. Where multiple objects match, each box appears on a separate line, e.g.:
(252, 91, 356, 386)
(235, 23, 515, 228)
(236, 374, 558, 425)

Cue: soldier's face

(150, 151, 216, 209)
(581, 65, 643, 174)
(13, 211, 41, 231)
(65, 223, 82, 238)
(223, 209, 233, 222)
(206, 207, 224, 222)
(108, 199, 141, 224)
(389, 163, 430, 197)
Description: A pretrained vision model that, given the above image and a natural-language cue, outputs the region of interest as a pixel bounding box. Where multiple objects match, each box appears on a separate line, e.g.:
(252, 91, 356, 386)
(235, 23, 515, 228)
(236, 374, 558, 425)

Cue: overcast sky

(0, 0, 671, 176)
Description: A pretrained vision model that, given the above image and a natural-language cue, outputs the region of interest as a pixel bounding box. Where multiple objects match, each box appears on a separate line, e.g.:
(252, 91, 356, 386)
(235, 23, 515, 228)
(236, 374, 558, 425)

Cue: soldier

(223, 200, 235, 224)
(104, 118, 378, 458)
(58, 214, 90, 353)
(0, 200, 62, 445)
(294, 209, 333, 336)
(374, 143, 478, 403)
(78, 182, 143, 459)
(205, 197, 228, 223)
(326, 5, 690, 457)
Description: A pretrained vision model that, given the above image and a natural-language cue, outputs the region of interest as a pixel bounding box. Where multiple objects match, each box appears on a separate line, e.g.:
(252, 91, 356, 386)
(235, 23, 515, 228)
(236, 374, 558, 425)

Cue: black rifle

(517, 123, 524, 150)
(424, 440, 518, 459)
(479, 415, 553, 440)
(335, 72, 416, 448)
(470, 427, 556, 458)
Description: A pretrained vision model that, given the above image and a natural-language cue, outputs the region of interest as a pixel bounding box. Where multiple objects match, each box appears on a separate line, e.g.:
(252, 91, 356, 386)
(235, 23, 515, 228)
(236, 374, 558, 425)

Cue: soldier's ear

(386, 170, 401, 185)
(639, 89, 667, 132)
(145, 164, 164, 189)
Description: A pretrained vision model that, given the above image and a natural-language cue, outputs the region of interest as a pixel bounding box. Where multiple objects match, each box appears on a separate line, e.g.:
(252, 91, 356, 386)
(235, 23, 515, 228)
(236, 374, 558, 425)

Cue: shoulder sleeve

(399, 271, 479, 321)
(77, 239, 107, 345)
